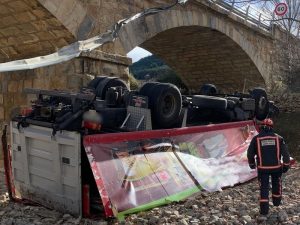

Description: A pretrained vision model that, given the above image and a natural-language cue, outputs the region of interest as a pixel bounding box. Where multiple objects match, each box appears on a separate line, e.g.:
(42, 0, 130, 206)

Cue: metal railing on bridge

(204, 0, 299, 36)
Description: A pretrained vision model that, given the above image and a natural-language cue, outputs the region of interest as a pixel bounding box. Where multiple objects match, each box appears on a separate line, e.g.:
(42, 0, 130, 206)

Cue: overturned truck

(6, 76, 277, 219)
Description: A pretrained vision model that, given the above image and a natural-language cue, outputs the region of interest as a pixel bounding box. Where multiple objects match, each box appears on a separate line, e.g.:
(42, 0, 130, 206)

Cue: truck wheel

(87, 76, 108, 89)
(192, 95, 227, 110)
(139, 82, 161, 97)
(251, 88, 269, 120)
(199, 84, 217, 95)
(95, 77, 128, 99)
(140, 83, 182, 129)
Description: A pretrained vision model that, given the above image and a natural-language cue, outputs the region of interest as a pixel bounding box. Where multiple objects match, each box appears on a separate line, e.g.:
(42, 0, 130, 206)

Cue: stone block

(1, 47, 18, 56)
(49, 74, 67, 90)
(46, 18, 63, 28)
(49, 38, 69, 48)
(7, 1, 30, 12)
(15, 11, 37, 23)
(0, 27, 21, 37)
(67, 75, 83, 90)
(51, 29, 69, 38)
(32, 9, 50, 19)
(1, 16, 18, 27)
(17, 34, 39, 44)
(33, 77, 47, 89)
(74, 59, 84, 74)
(23, 0, 39, 8)
(23, 79, 32, 89)
(8, 81, 19, 93)
(0, 107, 4, 120)
(36, 31, 55, 41)
(18, 23, 38, 34)
(13, 94, 26, 105)
(0, 5, 11, 16)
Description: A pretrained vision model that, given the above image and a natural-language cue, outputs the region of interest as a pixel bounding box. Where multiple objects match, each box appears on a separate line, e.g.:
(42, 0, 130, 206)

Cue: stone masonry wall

(0, 50, 131, 129)
(0, 0, 75, 62)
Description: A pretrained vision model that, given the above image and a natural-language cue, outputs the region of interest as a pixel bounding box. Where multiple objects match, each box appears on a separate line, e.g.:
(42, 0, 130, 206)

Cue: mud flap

(83, 121, 258, 218)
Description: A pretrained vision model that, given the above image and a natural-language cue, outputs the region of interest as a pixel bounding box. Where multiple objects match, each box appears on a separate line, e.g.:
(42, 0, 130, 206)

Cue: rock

(55, 219, 64, 225)
(228, 207, 237, 213)
(206, 201, 214, 207)
(178, 218, 189, 225)
(1, 166, 300, 225)
(239, 202, 248, 209)
(1, 218, 14, 225)
(238, 210, 248, 217)
(192, 205, 198, 210)
(211, 215, 220, 221)
(163, 210, 172, 216)
(190, 218, 200, 224)
(278, 210, 289, 222)
(173, 210, 180, 218)
(148, 215, 159, 225)
(233, 219, 241, 225)
(245, 222, 255, 225)
(62, 214, 72, 220)
(257, 215, 267, 223)
(242, 215, 252, 223)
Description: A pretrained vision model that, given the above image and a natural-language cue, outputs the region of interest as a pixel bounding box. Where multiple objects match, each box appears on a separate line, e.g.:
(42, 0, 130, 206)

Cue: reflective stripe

(257, 136, 276, 140)
(257, 165, 281, 169)
(272, 194, 281, 198)
(283, 163, 290, 166)
(257, 136, 281, 168)
(260, 199, 268, 202)
(257, 138, 262, 167)
(276, 136, 280, 164)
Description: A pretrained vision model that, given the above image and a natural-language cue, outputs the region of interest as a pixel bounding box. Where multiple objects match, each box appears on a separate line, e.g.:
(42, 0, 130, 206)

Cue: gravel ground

(1, 165, 299, 225)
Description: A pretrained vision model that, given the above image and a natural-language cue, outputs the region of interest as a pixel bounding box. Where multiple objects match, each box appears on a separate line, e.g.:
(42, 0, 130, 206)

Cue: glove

(249, 164, 256, 169)
(282, 165, 289, 173)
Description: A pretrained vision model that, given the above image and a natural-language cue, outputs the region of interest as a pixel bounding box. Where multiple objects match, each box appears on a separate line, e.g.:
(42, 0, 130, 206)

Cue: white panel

(10, 121, 82, 215)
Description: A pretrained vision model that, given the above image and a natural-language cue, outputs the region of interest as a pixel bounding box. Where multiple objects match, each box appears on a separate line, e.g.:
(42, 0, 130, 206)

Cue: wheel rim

(161, 94, 176, 118)
(258, 97, 267, 110)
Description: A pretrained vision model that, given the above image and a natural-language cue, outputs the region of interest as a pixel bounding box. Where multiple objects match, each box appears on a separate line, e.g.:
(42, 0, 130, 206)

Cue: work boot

(260, 202, 269, 215)
(273, 198, 281, 206)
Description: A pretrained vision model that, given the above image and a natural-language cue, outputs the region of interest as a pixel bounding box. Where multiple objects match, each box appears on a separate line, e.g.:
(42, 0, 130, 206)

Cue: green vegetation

(129, 55, 187, 90)
(128, 73, 139, 90)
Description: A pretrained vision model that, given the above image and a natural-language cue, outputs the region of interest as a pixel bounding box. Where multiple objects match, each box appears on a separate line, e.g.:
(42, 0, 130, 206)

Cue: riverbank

(0, 164, 299, 225)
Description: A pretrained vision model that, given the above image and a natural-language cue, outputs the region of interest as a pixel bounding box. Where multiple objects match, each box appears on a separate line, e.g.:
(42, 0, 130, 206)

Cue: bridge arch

(118, 7, 268, 92)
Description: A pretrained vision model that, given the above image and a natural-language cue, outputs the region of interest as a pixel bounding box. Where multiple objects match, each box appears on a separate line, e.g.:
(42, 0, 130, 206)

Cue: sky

(127, 47, 152, 63)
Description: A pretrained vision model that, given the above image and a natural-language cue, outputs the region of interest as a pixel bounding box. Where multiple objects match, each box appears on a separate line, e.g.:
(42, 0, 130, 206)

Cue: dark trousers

(258, 172, 282, 215)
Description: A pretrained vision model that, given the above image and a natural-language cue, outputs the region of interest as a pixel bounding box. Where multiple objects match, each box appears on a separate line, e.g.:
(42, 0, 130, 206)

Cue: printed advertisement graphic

(84, 121, 257, 218)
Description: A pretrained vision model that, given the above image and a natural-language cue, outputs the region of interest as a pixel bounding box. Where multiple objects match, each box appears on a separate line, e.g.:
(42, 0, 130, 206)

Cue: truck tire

(192, 95, 227, 110)
(140, 82, 182, 129)
(251, 88, 269, 120)
(139, 82, 161, 97)
(87, 76, 108, 89)
(95, 77, 128, 99)
(199, 84, 217, 96)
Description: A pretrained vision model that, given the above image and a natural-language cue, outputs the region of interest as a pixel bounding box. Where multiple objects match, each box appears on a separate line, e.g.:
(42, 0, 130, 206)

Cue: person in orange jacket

(247, 118, 290, 215)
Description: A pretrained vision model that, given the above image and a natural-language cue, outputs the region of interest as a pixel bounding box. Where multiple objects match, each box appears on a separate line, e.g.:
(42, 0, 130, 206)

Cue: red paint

(84, 121, 254, 145)
(82, 184, 90, 217)
(275, 3, 288, 16)
(83, 121, 101, 130)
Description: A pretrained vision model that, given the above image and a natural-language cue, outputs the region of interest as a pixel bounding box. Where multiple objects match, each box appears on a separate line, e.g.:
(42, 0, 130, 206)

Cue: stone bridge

(0, 0, 299, 123)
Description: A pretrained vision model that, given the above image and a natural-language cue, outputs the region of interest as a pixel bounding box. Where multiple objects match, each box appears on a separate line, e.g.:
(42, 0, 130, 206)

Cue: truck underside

(5, 76, 279, 219)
